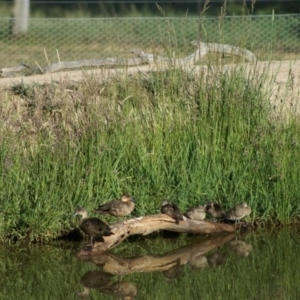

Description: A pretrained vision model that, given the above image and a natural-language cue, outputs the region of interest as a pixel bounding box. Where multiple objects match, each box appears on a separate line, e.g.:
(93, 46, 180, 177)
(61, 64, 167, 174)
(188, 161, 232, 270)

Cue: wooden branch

(76, 214, 235, 255)
(0, 58, 144, 77)
(77, 233, 235, 275)
(43, 57, 144, 73)
(0, 41, 256, 77)
(131, 44, 209, 66)
(191, 41, 257, 63)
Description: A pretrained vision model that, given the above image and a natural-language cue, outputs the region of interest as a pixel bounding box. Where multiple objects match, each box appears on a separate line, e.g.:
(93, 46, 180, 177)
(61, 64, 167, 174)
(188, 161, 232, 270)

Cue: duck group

(74, 193, 252, 245)
(160, 200, 251, 225)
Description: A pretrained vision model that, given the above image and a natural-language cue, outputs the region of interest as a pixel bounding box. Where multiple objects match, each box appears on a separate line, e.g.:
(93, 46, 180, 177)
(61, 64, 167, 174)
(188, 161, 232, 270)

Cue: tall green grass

(0, 63, 299, 242)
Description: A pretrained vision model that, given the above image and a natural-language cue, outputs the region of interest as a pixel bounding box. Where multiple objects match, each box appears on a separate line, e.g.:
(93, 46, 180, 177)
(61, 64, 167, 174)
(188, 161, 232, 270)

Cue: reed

(0, 61, 299, 241)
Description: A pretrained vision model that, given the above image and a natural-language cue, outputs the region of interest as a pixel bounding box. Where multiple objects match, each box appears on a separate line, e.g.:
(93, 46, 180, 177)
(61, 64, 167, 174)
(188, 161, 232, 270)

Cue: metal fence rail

(0, 14, 299, 69)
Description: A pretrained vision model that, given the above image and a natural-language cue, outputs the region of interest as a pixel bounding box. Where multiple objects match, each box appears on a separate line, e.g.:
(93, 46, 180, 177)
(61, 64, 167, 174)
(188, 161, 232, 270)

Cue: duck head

(121, 194, 135, 203)
(74, 207, 88, 218)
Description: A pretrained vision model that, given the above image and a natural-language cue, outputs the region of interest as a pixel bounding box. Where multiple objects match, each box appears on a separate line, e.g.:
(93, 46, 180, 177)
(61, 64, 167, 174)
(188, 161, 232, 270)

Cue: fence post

(11, 0, 30, 35)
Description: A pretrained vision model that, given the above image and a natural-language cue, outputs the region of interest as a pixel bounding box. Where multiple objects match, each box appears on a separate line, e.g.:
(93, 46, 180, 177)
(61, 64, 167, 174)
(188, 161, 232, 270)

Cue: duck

(74, 207, 114, 244)
(204, 202, 226, 221)
(185, 206, 206, 221)
(94, 194, 135, 220)
(225, 202, 251, 224)
(161, 200, 184, 225)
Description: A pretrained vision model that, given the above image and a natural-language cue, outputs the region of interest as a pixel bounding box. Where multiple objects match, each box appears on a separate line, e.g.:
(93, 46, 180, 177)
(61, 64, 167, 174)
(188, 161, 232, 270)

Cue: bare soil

(0, 60, 299, 113)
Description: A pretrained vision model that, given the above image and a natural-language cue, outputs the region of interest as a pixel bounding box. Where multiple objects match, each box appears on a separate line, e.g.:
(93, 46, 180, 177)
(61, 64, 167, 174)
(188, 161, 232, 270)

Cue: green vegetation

(0, 61, 299, 242)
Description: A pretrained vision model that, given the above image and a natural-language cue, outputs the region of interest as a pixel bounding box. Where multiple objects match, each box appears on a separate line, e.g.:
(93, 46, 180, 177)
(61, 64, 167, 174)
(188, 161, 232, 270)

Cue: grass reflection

(1, 230, 300, 299)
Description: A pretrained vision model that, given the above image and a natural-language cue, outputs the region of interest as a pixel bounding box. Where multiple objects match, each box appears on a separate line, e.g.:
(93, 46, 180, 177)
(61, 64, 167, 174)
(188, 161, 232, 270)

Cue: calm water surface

(1, 228, 300, 300)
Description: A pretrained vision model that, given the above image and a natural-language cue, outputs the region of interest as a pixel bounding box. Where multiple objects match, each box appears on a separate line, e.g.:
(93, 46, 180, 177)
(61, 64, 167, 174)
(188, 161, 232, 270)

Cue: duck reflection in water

(100, 281, 137, 300)
(189, 255, 208, 270)
(94, 194, 135, 221)
(161, 200, 184, 224)
(207, 251, 227, 267)
(162, 258, 185, 281)
(78, 270, 137, 299)
(74, 207, 114, 246)
(77, 270, 114, 298)
(189, 251, 227, 270)
(229, 240, 253, 257)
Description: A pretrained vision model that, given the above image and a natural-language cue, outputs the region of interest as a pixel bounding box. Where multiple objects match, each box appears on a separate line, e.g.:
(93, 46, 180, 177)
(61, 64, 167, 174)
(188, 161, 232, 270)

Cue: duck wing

(94, 199, 118, 214)
(81, 218, 114, 239)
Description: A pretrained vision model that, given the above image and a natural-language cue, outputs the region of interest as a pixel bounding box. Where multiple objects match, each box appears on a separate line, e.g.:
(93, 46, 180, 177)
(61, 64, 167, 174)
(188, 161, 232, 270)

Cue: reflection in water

(99, 281, 137, 300)
(76, 233, 256, 300)
(83, 233, 235, 275)
(228, 240, 253, 257)
(76, 233, 239, 296)
(4, 230, 300, 299)
(207, 252, 227, 267)
(162, 258, 185, 281)
(78, 234, 234, 299)
(78, 270, 114, 298)
(189, 255, 208, 270)
(78, 269, 137, 300)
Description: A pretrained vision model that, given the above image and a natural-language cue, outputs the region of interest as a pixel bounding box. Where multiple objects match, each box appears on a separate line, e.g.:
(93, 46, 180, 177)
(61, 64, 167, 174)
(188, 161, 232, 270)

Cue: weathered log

(0, 41, 256, 77)
(191, 41, 257, 63)
(77, 233, 235, 275)
(77, 214, 235, 254)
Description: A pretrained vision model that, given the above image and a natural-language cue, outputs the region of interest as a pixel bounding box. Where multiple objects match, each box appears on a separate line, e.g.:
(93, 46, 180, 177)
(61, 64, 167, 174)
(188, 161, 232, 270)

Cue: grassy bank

(0, 63, 299, 242)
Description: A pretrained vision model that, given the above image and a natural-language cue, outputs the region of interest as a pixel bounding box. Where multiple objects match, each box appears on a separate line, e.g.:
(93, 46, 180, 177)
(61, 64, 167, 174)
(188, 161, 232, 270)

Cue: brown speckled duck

(185, 206, 206, 221)
(161, 200, 184, 225)
(94, 194, 135, 220)
(74, 207, 114, 244)
(225, 202, 251, 224)
(204, 202, 226, 221)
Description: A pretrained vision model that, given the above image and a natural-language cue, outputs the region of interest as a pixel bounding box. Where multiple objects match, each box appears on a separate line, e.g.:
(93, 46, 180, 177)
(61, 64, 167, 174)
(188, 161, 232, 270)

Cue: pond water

(1, 228, 300, 300)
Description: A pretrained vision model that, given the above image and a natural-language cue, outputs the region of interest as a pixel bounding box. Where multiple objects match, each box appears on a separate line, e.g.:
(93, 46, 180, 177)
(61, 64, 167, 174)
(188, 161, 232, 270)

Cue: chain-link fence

(0, 14, 299, 70)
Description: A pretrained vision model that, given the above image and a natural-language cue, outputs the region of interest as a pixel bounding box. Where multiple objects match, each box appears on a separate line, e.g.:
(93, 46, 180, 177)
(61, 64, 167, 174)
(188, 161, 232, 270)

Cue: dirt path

(1, 60, 299, 113)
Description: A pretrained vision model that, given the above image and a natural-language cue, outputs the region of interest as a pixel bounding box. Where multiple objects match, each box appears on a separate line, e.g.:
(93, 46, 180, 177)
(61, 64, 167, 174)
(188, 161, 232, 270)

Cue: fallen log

(77, 214, 236, 254)
(0, 41, 256, 77)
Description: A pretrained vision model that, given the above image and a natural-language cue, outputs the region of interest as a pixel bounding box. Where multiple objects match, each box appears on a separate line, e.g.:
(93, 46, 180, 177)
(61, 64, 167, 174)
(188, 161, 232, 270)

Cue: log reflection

(77, 234, 253, 297)
(78, 233, 235, 275)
